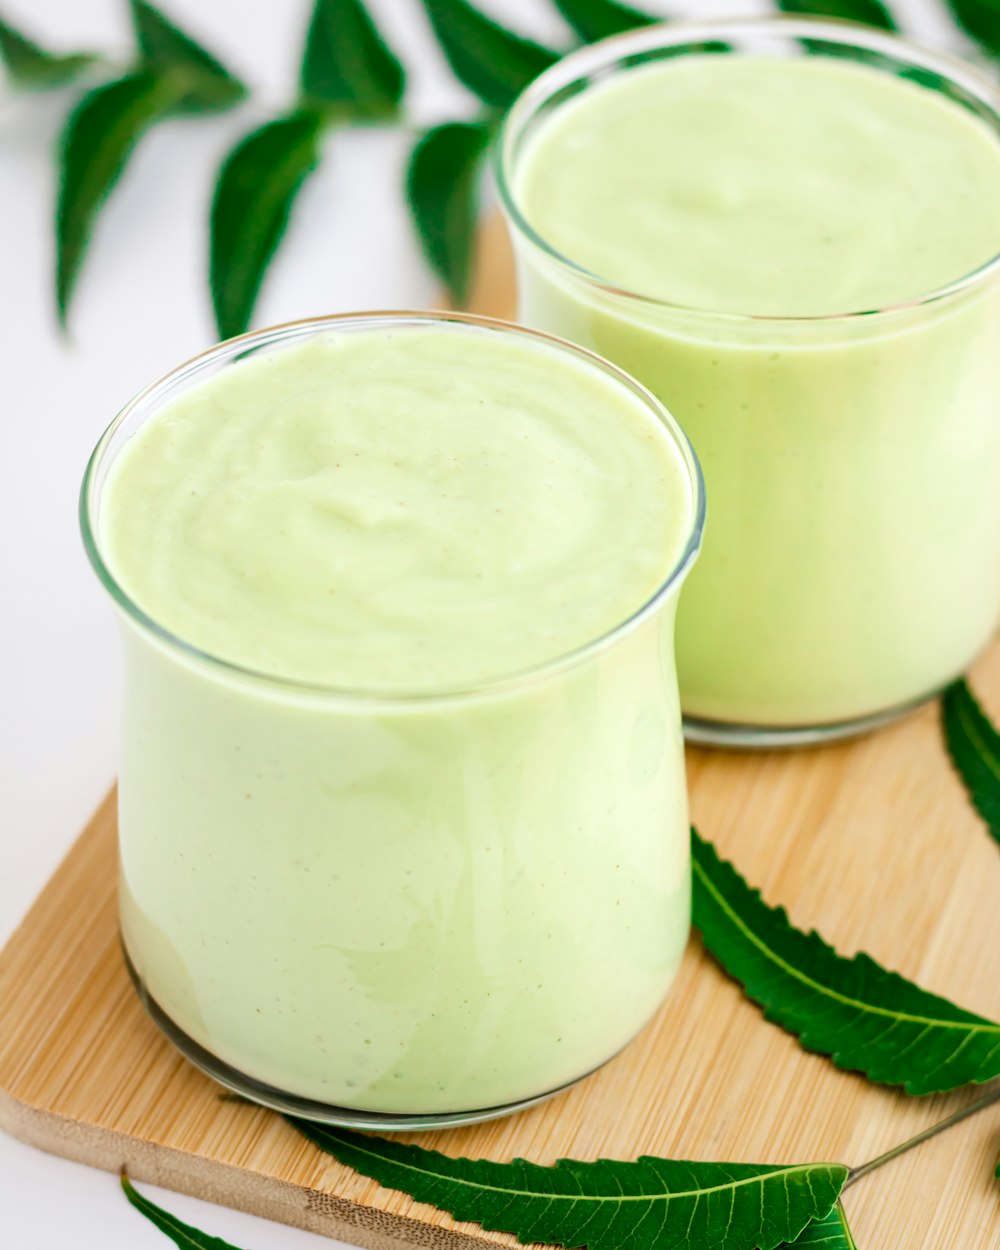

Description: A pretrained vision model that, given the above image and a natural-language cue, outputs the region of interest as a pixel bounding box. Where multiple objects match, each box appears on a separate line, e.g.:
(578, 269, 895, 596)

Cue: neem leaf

(784, 1203, 857, 1248)
(121, 1172, 246, 1248)
(946, 0, 1000, 55)
(209, 110, 323, 341)
(420, 0, 558, 107)
(774, 0, 897, 30)
(942, 679, 1000, 849)
(300, 0, 405, 119)
(406, 120, 489, 305)
(292, 1120, 846, 1250)
(552, 0, 655, 42)
(129, 0, 246, 113)
(692, 829, 1000, 1095)
(0, 13, 97, 89)
(56, 71, 184, 326)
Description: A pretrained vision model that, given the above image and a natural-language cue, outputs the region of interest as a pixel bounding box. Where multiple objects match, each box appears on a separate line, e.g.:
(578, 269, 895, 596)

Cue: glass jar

(80, 312, 704, 1128)
(497, 18, 1000, 746)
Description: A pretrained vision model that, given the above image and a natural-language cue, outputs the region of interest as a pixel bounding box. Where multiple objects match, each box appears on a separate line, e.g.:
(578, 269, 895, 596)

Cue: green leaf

(0, 14, 97, 89)
(292, 1120, 847, 1250)
(942, 679, 1000, 850)
(692, 829, 1000, 1094)
(784, 1203, 857, 1248)
(299, 0, 406, 119)
(56, 71, 185, 326)
(121, 1172, 247, 1248)
(774, 0, 897, 30)
(406, 120, 489, 305)
(551, 0, 655, 42)
(419, 0, 558, 107)
(129, 0, 246, 113)
(946, 0, 1000, 55)
(210, 110, 323, 341)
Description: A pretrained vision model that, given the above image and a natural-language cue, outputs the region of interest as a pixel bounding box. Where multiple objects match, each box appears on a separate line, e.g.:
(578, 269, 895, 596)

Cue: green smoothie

(506, 45, 1000, 732)
(92, 318, 701, 1117)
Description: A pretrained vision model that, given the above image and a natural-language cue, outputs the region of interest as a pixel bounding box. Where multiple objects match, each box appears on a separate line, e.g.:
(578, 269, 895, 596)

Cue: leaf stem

(844, 1080, 1000, 1189)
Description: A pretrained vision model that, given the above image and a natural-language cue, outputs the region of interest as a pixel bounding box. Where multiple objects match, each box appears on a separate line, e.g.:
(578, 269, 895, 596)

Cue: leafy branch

(691, 828, 1000, 1094)
(47, 0, 247, 326)
(123, 1149, 850, 1250)
(5, 0, 1000, 338)
(941, 679, 1000, 849)
(292, 1124, 848, 1250)
(209, 111, 324, 341)
(0, 14, 98, 88)
(775, 0, 896, 28)
(121, 1172, 245, 1249)
(406, 120, 492, 305)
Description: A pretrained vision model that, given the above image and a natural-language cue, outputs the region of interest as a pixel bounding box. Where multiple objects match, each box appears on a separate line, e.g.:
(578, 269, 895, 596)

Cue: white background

(0, 0, 961, 1243)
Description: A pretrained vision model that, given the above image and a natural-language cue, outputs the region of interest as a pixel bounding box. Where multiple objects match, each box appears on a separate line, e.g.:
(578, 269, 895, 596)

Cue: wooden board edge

(0, 1086, 489, 1250)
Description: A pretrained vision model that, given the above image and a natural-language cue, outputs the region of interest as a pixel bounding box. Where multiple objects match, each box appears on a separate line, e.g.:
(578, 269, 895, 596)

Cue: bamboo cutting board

(2, 219, 1000, 1249)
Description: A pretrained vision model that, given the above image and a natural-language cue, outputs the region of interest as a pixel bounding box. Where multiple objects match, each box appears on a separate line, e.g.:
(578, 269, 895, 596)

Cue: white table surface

(0, 0, 960, 1242)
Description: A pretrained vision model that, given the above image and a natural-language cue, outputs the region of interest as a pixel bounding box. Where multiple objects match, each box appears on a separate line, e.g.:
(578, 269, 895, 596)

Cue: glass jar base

(122, 941, 595, 1130)
(682, 691, 934, 749)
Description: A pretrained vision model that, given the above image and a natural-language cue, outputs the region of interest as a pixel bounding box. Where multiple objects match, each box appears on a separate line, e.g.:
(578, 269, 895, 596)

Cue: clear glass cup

(80, 311, 705, 1129)
(497, 17, 1000, 747)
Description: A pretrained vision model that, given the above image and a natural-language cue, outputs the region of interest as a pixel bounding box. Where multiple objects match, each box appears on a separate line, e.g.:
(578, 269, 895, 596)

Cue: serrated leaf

(406, 120, 489, 304)
(774, 0, 896, 30)
(210, 110, 323, 341)
(121, 1172, 247, 1248)
(552, 0, 655, 42)
(0, 14, 97, 89)
(56, 71, 185, 325)
(293, 1120, 846, 1250)
(129, 0, 246, 113)
(946, 0, 1000, 55)
(299, 0, 405, 119)
(420, 0, 558, 107)
(941, 679, 1000, 850)
(692, 829, 1000, 1094)
(784, 1203, 857, 1248)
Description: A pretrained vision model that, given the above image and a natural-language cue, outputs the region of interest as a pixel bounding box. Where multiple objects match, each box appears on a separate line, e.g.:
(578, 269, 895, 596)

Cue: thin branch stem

(844, 1081, 1000, 1190)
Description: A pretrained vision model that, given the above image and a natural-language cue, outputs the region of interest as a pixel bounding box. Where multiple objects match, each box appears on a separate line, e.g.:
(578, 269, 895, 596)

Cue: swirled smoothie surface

(517, 57, 1000, 316)
(102, 327, 691, 689)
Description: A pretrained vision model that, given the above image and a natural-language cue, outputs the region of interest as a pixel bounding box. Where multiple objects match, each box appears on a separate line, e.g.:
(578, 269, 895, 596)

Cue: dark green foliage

(129, 0, 246, 112)
(0, 12, 97, 88)
(941, 679, 1000, 849)
(209, 111, 324, 340)
(56, 72, 184, 324)
(692, 829, 1000, 1094)
(946, 0, 1000, 55)
(553, 0, 656, 42)
(121, 1172, 248, 1247)
(299, 0, 406, 118)
(293, 1120, 847, 1250)
(419, 0, 558, 107)
(406, 120, 490, 303)
(774, 0, 896, 30)
(783, 1203, 857, 1248)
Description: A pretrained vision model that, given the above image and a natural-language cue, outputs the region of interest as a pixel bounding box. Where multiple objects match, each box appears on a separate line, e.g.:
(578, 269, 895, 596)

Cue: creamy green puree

(519, 58, 1000, 316)
(104, 329, 687, 689)
(513, 56, 1000, 728)
(103, 323, 697, 1113)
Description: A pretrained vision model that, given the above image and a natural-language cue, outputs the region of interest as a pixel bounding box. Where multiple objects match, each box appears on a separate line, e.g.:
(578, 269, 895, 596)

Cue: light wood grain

(2, 220, 999, 1248)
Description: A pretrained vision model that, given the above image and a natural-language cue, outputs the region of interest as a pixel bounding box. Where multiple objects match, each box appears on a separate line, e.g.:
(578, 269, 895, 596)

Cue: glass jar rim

(495, 14, 1000, 325)
(80, 310, 706, 707)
